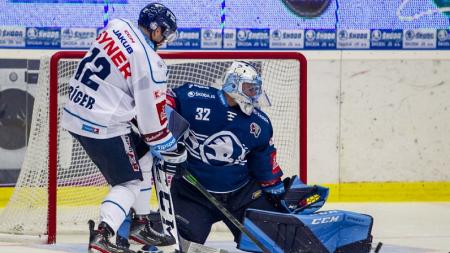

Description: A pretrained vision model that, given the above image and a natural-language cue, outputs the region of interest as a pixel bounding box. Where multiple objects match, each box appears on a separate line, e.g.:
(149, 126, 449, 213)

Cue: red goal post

(1, 51, 307, 244)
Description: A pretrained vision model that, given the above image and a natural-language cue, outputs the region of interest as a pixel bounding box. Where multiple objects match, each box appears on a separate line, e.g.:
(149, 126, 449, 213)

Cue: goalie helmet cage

(0, 51, 307, 244)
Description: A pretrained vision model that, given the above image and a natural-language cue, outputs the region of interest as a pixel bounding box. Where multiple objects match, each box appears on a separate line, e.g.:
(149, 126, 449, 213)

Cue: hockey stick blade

(182, 170, 271, 253)
(183, 240, 229, 253)
(373, 241, 383, 253)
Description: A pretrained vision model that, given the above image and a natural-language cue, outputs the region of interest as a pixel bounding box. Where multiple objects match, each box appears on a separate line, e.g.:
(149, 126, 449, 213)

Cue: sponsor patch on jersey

(250, 122, 261, 138)
(82, 124, 99, 134)
(143, 128, 170, 143)
(152, 136, 177, 152)
(124, 30, 136, 44)
(252, 189, 262, 199)
(156, 100, 167, 125)
(187, 91, 216, 99)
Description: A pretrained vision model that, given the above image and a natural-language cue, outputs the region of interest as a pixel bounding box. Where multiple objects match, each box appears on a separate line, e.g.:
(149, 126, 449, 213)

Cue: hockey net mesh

(0, 53, 302, 239)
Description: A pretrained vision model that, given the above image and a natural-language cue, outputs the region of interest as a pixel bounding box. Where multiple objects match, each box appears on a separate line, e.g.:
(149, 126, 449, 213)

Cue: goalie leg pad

(238, 209, 329, 253)
(239, 209, 373, 253)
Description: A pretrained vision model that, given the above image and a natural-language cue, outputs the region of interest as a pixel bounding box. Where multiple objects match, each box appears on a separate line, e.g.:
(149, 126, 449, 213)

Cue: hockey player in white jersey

(61, 3, 182, 253)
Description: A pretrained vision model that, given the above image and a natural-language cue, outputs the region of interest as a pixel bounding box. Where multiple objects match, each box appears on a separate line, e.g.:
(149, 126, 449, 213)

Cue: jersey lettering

(96, 30, 132, 80)
(113, 29, 134, 54)
(68, 85, 96, 109)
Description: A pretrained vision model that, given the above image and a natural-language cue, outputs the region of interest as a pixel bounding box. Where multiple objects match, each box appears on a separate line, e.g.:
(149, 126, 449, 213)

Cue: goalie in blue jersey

(166, 61, 287, 246)
(135, 60, 373, 253)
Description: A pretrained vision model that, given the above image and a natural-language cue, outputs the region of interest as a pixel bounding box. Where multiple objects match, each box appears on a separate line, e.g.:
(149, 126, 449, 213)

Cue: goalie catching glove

(262, 176, 329, 214)
(280, 176, 329, 214)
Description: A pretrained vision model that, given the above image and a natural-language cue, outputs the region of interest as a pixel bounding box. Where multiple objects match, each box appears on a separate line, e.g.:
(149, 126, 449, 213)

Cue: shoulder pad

(252, 108, 270, 125)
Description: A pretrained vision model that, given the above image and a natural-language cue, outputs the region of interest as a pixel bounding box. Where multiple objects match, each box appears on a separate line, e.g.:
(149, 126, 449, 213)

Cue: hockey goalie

(237, 176, 374, 253)
(152, 61, 374, 253)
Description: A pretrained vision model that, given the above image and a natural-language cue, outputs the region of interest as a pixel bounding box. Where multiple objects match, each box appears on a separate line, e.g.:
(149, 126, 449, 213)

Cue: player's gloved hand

(156, 142, 188, 174)
(261, 179, 285, 210)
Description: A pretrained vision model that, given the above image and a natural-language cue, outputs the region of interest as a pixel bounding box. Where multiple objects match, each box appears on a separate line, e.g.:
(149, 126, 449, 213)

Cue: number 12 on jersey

(74, 47, 111, 91)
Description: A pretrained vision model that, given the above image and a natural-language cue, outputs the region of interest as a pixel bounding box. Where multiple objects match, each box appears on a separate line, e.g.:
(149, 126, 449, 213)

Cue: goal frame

(47, 51, 307, 243)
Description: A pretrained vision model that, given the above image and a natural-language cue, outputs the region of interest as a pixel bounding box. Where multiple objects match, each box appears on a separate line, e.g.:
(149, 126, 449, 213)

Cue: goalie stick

(182, 170, 271, 253)
(152, 162, 179, 247)
(373, 242, 383, 253)
(152, 108, 191, 251)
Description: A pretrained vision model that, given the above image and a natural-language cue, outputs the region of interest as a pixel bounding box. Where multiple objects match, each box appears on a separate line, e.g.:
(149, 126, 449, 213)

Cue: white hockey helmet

(222, 61, 271, 115)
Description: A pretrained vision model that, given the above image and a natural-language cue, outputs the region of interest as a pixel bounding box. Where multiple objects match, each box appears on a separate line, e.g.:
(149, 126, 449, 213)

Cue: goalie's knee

(177, 225, 209, 245)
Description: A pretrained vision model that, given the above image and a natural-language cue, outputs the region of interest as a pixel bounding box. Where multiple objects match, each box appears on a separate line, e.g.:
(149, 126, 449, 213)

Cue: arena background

(1, 0, 450, 206)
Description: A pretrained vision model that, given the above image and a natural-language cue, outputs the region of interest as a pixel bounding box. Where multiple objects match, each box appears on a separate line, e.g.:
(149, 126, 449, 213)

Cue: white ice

(0, 202, 449, 253)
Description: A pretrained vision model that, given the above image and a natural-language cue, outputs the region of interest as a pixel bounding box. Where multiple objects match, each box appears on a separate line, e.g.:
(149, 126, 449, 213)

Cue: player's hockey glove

(157, 142, 188, 174)
(261, 179, 285, 210)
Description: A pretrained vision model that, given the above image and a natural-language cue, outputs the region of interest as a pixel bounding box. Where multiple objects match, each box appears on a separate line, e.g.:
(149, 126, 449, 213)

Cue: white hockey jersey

(62, 19, 174, 149)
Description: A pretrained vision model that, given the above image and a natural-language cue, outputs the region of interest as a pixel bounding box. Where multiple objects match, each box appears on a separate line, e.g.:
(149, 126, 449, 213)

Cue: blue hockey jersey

(167, 83, 283, 193)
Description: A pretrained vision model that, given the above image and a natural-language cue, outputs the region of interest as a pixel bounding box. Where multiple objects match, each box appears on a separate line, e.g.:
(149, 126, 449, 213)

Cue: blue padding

(238, 219, 284, 253)
(239, 209, 373, 253)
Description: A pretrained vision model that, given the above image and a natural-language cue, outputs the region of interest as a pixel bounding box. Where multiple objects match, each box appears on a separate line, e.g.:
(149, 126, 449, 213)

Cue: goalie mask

(222, 61, 271, 115)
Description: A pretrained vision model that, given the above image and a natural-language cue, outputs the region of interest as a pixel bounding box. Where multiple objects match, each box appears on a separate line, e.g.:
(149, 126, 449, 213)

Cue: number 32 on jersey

(195, 107, 210, 121)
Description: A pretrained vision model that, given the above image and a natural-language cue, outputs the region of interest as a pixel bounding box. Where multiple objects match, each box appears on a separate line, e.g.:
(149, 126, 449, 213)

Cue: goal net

(0, 51, 307, 243)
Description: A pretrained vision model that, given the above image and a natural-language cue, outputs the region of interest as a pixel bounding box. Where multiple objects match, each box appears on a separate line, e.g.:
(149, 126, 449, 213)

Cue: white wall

(305, 51, 450, 184)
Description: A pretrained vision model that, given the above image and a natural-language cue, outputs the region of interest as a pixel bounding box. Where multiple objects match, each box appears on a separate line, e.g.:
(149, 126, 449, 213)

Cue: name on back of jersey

(68, 85, 95, 109)
(96, 30, 132, 80)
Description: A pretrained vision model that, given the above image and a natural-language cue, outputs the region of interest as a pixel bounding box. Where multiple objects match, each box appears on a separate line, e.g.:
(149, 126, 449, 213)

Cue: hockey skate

(116, 227, 163, 253)
(88, 220, 136, 253)
(116, 234, 131, 249)
(129, 214, 175, 246)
